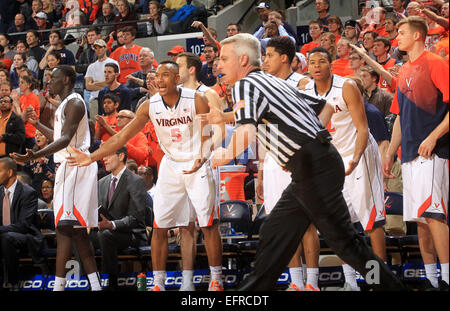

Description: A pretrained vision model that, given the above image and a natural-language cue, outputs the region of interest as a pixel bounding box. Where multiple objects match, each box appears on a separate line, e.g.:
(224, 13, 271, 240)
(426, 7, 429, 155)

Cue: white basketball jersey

(149, 87, 201, 162)
(285, 72, 307, 88)
(195, 84, 211, 94)
(53, 92, 91, 163)
(304, 74, 359, 157)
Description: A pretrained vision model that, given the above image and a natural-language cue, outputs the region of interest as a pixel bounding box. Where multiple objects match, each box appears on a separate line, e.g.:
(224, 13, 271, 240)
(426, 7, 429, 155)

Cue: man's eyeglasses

(0, 100, 12, 104)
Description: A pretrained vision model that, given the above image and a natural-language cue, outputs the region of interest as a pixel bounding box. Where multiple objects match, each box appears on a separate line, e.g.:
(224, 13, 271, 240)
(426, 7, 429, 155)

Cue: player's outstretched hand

(183, 158, 207, 175)
(66, 147, 93, 167)
(10, 149, 35, 164)
(211, 148, 232, 169)
(198, 105, 225, 125)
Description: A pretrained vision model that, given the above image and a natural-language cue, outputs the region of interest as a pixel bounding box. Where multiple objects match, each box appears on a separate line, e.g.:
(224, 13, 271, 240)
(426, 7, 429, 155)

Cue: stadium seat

(36, 209, 55, 232)
(238, 204, 267, 253)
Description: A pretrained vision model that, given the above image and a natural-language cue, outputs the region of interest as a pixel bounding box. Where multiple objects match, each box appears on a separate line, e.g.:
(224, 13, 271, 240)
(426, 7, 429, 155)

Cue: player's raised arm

(67, 100, 150, 166)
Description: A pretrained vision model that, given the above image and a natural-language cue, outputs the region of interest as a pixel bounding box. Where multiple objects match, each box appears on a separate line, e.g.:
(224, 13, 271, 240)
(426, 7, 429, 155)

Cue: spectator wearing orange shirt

(300, 20, 323, 58)
(0, 46, 12, 72)
(385, 17, 399, 53)
(326, 16, 343, 43)
(424, 5, 447, 53)
(373, 37, 398, 93)
(363, 31, 379, 58)
(16, 75, 40, 150)
(141, 121, 164, 171)
(110, 26, 143, 85)
(372, 7, 389, 37)
(94, 93, 119, 143)
(331, 37, 354, 77)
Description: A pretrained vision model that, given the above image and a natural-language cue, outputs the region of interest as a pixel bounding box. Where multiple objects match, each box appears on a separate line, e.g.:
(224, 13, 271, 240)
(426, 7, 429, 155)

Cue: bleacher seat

(238, 204, 267, 253)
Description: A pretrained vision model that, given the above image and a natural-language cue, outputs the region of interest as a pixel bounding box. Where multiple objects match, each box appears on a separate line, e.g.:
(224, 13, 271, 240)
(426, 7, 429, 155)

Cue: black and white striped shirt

(232, 70, 326, 167)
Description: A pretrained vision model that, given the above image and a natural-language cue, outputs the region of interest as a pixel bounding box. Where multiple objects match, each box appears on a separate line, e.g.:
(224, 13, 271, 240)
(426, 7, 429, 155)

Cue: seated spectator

(385, 16, 399, 52)
(0, 70, 9, 84)
(9, 53, 29, 89)
(86, 0, 103, 24)
(372, 37, 398, 93)
(75, 27, 101, 76)
(424, 5, 447, 53)
(359, 66, 393, 118)
(292, 52, 307, 74)
(0, 34, 15, 61)
(254, 20, 296, 51)
(226, 23, 241, 38)
(107, 29, 125, 53)
(91, 146, 147, 291)
(38, 68, 59, 129)
(14, 41, 39, 77)
(39, 31, 76, 70)
(344, 19, 362, 45)
(41, 50, 61, 86)
(0, 95, 25, 158)
(23, 130, 57, 193)
(326, 15, 343, 43)
(191, 21, 221, 61)
(320, 32, 337, 61)
(331, 37, 354, 77)
(167, 45, 186, 61)
(406, 1, 422, 17)
(93, 1, 116, 41)
(146, 1, 169, 36)
(0, 81, 12, 98)
(114, 0, 138, 32)
(62, 0, 87, 42)
(315, 0, 331, 28)
(97, 62, 132, 114)
(110, 26, 143, 85)
(7, 13, 29, 44)
(141, 120, 164, 171)
(0, 47, 12, 72)
(362, 30, 378, 58)
(266, 10, 297, 44)
(26, 30, 46, 64)
(137, 165, 156, 202)
(85, 39, 120, 118)
(125, 158, 138, 174)
(136, 71, 158, 110)
(199, 44, 218, 87)
(33, 12, 51, 45)
(41, 0, 59, 26)
(349, 50, 366, 77)
(211, 58, 226, 98)
(0, 157, 43, 291)
(393, 0, 407, 19)
(95, 93, 119, 142)
(300, 20, 323, 58)
(40, 178, 54, 209)
(164, 0, 188, 11)
(15, 75, 40, 150)
(28, 0, 44, 28)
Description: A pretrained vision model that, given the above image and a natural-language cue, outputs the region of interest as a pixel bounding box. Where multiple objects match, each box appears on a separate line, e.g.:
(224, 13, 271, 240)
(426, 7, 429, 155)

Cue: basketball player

(175, 51, 226, 291)
(67, 61, 225, 291)
(303, 47, 387, 291)
(260, 36, 320, 291)
(11, 65, 101, 291)
(383, 17, 449, 290)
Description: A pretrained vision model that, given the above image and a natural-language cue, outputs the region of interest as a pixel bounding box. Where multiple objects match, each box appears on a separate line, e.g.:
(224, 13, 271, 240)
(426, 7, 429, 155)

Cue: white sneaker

(179, 282, 195, 291)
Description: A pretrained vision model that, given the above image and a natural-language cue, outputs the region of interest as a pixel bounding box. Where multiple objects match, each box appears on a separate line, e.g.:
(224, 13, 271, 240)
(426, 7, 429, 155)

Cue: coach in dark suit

(0, 95, 25, 158)
(0, 157, 43, 290)
(93, 146, 147, 290)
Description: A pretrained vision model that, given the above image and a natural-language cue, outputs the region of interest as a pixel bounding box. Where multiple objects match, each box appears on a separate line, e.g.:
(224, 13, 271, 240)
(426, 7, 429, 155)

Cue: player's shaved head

(158, 60, 179, 74)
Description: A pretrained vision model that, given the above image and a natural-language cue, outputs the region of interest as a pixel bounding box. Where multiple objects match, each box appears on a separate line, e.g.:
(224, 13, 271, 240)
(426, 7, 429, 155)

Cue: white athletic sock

(441, 263, 449, 285)
(53, 276, 66, 291)
(342, 264, 359, 291)
(424, 263, 439, 288)
(153, 270, 166, 289)
(88, 272, 102, 291)
(289, 267, 304, 289)
(182, 270, 194, 286)
(306, 268, 319, 289)
(210, 266, 223, 285)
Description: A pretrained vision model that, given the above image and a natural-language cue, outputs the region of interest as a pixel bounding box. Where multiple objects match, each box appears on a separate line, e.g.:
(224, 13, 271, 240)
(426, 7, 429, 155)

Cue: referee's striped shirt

(232, 70, 326, 168)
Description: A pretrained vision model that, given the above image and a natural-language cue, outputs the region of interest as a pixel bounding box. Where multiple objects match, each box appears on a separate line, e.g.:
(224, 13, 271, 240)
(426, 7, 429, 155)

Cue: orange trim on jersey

(417, 195, 432, 218)
(55, 205, 64, 227)
(207, 205, 215, 227)
(153, 220, 159, 229)
(442, 198, 447, 222)
(73, 205, 87, 227)
(366, 205, 377, 231)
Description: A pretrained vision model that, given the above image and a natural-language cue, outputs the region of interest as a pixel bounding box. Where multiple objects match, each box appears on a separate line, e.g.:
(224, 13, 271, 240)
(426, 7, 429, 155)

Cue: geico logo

(118, 277, 136, 286)
(67, 280, 89, 288)
(403, 269, 426, 278)
(165, 276, 183, 285)
(193, 274, 211, 284)
(319, 272, 342, 281)
(278, 273, 289, 282)
(22, 280, 43, 289)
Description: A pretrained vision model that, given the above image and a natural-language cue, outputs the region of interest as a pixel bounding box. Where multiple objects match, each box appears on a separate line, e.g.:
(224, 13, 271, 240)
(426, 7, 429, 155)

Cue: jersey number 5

(171, 128, 182, 142)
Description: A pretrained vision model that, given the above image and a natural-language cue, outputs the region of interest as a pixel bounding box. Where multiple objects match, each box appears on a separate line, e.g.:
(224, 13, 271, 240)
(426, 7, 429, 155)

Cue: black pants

(239, 140, 405, 291)
(0, 232, 28, 284)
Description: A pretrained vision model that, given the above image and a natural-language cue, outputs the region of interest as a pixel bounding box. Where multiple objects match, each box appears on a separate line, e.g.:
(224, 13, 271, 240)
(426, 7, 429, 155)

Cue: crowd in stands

(0, 0, 448, 291)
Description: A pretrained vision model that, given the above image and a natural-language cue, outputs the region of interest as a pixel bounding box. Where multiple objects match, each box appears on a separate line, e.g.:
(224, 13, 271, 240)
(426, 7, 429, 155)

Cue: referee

(209, 34, 405, 291)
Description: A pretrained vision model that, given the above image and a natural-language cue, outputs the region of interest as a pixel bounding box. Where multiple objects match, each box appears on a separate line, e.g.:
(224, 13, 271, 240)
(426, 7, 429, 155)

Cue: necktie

(2, 189, 10, 226)
(108, 177, 117, 206)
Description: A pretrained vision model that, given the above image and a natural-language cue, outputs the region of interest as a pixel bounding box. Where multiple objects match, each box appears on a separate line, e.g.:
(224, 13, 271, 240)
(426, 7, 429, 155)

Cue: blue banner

(186, 37, 205, 56)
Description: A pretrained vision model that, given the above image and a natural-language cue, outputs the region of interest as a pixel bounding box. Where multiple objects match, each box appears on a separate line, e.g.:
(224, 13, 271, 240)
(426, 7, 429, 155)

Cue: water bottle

(137, 273, 147, 291)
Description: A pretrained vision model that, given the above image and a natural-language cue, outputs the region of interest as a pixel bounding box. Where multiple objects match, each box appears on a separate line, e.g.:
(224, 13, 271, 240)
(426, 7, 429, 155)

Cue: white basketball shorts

(263, 153, 292, 213)
(402, 155, 448, 224)
(153, 156, 218, 228)
(54, 161, 98, 228)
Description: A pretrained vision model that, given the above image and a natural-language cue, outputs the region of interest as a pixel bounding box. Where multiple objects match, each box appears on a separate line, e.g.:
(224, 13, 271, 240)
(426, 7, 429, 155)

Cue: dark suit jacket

(0, 180, 44, 260)
(1, 111, 26, 157)
(98, 168, 147, 241)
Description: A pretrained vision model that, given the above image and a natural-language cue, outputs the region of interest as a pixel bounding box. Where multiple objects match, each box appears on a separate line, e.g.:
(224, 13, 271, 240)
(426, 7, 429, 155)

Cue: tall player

(260, 36, 320, 291)
(67, 61, 225, 291)
(175, 51, 226, 291)
(383, 17, 449, 290)
(303, 47, 387, 291)
(11, 65, 101, 291)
